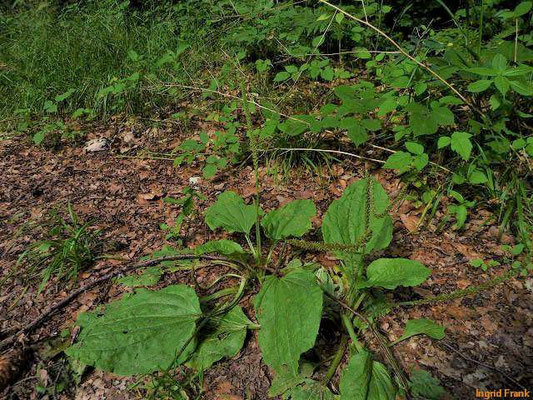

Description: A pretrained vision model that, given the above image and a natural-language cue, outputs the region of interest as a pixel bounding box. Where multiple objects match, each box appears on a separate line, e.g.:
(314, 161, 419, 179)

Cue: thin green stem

(322, 334, 349, 384)
(342, 313, 363, 352)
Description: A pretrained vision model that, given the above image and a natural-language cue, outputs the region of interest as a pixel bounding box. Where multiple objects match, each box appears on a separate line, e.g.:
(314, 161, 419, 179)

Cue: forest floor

(0, 119, 532, 399)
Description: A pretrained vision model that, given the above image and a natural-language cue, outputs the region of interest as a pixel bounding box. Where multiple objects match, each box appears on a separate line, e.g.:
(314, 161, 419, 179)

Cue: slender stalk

(322, 334, 349, 384)
(395, 269, 517, 308)
(514, 18, 519, 63)
(478, 0, 484, 55)
(341, 313, 363, 352)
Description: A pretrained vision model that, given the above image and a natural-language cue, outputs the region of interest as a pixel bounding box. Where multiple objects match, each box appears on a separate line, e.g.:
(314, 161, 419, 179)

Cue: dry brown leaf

(400, 213, 420, 233)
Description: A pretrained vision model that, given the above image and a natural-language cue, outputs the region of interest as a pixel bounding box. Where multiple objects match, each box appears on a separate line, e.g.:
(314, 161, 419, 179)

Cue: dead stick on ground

(439, 341, 527, 390)
(0, 254, 243, 351)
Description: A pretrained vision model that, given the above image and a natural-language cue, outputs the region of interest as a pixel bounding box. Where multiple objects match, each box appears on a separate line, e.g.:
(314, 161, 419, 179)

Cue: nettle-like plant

(66, 177, 447, 399)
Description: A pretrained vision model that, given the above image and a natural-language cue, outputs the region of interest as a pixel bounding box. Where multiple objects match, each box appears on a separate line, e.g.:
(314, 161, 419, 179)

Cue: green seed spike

(286, 239, 363, 254)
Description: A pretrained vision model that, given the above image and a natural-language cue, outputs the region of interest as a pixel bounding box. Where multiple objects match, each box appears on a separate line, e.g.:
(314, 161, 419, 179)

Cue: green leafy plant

(66, 177, 453, 399)
(160, 187, 206, 243)
(17, 204, 100, 293)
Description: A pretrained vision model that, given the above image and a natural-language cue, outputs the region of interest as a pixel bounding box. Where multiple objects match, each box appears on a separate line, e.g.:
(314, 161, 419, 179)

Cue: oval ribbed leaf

(340, 350, 396, 400)
(322, 177, 393, 255)
(205, 191, 259, 234)
(66, 285, 201, 375)
(189, 306, 251, 372)
(359, 258, 430, 290)
(262, 199, 316, 240)
(394, 318, 445, 344)
(255, 269, 323, 376)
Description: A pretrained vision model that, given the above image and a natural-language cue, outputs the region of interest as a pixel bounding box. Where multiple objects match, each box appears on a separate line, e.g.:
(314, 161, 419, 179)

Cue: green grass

(0, 1, 201, 121)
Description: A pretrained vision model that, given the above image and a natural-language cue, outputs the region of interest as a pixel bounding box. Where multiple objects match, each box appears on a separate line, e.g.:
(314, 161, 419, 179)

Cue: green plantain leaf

(393, 319, 445, 345)
(188, 306, 251, 372)
(340, 350, 396, 400)
(322, 177, 393, 255)
(287, 380, 335, 400)
(255, 269, 323, 377)
(410, 369, 447, 399)
(194, 239, 246, 256)
(262, 199, 316, 240)
(359, 258, 430, 289)
(205, 191, 260, 234)
(66, 285, 201, 375)
(116, 267, 162, 287)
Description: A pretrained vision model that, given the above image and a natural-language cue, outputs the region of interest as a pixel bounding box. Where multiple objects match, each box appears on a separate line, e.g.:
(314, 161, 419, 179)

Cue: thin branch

(439, 341, 527, 390)
(0, 254, 244, 351)
(323, 291, 411, 391)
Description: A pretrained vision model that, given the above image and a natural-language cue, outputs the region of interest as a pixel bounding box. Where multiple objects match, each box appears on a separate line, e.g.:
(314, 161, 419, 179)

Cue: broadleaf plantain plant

(66, 175, 450, 399)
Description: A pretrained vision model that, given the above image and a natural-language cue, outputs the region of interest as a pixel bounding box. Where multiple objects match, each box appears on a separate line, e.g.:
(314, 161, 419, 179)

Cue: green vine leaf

(66, 285, 201, 375)
(188, 306, 251, 372)
(261, 199, 316, 240)
(451, 131, 473, 161)
(340, 350, 396, 400)
(359, 258, 430, 290)
(322, 177, 393, 255)
(255, 269, 323, 377)
(205, 191, 260, 234)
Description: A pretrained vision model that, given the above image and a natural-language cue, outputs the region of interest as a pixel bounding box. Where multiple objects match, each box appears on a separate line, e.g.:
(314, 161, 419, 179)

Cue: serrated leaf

(262, 199, 316, 240)
(451, 131, 473, 161)
(320, 66, 335, 81)
(409, 109, 438, 136)
(275, 71, 291, 82)
(339, 350, 396, 400)
(33, 131, 46, 145)
(340, 117, 369, 146)
(116, 267, 163, 287)
(361, 119, 381, 131)
(278, 115, 313, 136)
(359, 258, 430, 289)
(468, 170, 488, 184)
(467, 80, 492, 92)
(384, 151, 412, 172)
(66, 285, 201, 375)
(494, 75, 510, 96)
(514, 1, 532, 17)
(437, 136, 451, 149)
(378, 98, 396, 116)
(431, 105, 454, 126)
(393, 319, 445, 344)
(188, 306, 251, 372)
(409, 370, 446, 400)
(205, 191, 259, 234)
(203, 163, 217, 178)
(492, 54, 507, 71)
(405, 142, 424, 155)
(322, 178, 393, 255)
(412, 154, 429, 171)
(255, 270, 323, 377)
